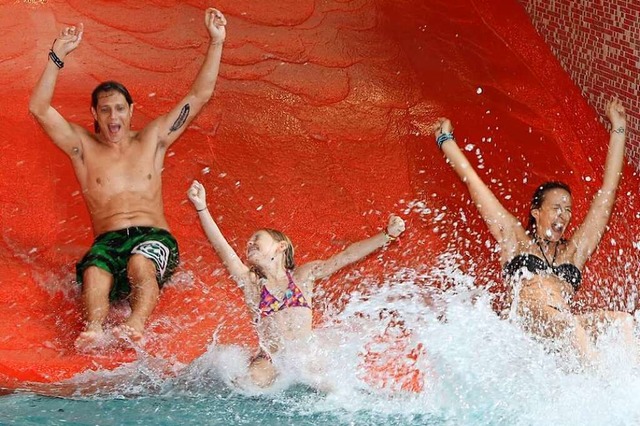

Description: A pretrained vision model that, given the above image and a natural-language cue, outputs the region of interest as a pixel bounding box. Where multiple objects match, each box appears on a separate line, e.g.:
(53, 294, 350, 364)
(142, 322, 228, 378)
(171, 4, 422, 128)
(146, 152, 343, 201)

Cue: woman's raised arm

(435, 117, 524, 258)
(569, 99, 627, 268)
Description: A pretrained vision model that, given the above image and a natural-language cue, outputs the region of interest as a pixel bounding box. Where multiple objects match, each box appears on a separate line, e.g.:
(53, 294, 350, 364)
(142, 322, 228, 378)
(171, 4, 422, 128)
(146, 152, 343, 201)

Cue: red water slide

(1, 0, 638, 387)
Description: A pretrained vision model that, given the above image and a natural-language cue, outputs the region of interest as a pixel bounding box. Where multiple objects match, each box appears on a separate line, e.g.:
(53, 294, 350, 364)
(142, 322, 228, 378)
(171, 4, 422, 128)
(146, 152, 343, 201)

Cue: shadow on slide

(1, 0, 639, 388)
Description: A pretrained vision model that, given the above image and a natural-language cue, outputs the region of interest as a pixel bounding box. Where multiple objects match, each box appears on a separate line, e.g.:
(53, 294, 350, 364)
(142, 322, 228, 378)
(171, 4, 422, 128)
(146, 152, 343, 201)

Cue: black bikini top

(503, 253, 582, 291)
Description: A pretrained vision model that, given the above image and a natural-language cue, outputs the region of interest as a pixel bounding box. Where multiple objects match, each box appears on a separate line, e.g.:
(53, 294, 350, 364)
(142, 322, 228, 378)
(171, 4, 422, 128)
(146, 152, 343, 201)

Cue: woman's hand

(606, 98, 626, 133)
(433, 117, 454, 139)
(433, 117, 456, 149)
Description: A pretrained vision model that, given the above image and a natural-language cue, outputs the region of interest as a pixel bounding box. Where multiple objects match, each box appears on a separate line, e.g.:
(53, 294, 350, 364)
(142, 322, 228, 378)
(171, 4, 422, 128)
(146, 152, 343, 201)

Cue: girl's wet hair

(261, 228, 296, 270)
(250, 229, 296, 279)
(526, 181, 571, 234)
(91, 81, 133, 133)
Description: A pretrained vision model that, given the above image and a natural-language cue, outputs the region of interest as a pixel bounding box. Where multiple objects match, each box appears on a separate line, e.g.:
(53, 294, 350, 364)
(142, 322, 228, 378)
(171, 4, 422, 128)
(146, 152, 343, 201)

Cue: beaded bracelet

(436, 132, 454, 149)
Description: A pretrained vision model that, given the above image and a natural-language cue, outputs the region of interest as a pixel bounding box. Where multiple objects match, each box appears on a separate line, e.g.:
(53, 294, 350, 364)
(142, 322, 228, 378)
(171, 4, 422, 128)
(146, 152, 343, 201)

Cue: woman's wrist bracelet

(196, 207, 208, 212)
(436, 132, 454, 149)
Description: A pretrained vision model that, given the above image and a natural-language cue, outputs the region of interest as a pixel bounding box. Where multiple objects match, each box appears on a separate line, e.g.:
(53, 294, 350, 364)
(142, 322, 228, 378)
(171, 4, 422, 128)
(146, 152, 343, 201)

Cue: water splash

(8, 261, 640, 425)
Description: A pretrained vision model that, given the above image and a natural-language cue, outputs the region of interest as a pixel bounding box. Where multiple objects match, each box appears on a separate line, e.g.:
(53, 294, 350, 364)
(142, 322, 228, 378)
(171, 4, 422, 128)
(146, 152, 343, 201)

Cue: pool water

(3, 268, 640, 426)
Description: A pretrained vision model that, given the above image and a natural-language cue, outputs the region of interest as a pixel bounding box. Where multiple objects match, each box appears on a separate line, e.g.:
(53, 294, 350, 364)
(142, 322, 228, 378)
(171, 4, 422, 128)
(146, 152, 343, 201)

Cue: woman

(435, 99, 632, 363)
(187, 180, 406, 387)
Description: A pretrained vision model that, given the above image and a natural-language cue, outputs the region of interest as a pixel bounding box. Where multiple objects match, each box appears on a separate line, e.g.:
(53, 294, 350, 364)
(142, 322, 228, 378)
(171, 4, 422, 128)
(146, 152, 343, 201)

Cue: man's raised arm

(29, 24, 85, 157)
(151, 8, 227, 147)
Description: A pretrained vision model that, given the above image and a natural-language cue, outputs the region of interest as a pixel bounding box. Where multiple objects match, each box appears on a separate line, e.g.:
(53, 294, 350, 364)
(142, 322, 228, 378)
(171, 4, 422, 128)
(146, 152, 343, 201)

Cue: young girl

(187, 180, 406, 387)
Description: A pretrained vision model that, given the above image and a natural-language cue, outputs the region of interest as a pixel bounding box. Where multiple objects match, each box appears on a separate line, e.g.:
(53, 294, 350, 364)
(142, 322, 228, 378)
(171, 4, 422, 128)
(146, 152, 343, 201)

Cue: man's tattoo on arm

(169, 104, 191, 134)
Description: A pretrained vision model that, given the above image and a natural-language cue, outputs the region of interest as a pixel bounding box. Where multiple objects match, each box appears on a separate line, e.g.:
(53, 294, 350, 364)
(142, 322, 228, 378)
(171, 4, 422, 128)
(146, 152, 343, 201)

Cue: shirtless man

(29, 8, 227, 351)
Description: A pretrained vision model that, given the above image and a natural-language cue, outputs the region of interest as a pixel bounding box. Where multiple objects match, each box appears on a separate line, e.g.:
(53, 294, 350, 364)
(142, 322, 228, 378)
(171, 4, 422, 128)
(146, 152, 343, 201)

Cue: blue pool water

(0, 390, 445, 426)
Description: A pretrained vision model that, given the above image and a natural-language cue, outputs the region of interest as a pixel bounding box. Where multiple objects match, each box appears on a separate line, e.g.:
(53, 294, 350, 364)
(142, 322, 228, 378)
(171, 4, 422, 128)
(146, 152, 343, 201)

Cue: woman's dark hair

(91, 81, 133, 133)
(526, 181, 572, 234)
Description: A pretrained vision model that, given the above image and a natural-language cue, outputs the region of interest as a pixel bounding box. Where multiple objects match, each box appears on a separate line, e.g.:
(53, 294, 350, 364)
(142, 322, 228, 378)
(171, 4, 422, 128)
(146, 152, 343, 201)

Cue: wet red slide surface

(1, 0, 639, 387)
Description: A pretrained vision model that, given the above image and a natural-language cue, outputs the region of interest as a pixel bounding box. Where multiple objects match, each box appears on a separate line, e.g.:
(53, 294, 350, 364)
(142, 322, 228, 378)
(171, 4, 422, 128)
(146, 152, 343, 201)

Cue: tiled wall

(519, 0, 640, 164)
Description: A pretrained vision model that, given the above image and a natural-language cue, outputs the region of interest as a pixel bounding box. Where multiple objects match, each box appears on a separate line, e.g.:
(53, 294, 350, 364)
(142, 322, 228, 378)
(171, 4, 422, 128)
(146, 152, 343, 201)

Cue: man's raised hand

(205, 8, 226, 45)
(52, 23, 84, 59)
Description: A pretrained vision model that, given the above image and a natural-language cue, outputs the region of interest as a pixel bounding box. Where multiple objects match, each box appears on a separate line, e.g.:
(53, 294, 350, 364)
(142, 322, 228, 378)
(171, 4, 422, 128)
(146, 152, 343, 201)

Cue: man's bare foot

(74, 328, 108, 353)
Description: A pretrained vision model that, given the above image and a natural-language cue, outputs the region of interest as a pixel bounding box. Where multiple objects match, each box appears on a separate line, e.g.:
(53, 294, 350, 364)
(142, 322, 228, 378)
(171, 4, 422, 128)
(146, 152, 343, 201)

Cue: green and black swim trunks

(76, 226, 180, 300)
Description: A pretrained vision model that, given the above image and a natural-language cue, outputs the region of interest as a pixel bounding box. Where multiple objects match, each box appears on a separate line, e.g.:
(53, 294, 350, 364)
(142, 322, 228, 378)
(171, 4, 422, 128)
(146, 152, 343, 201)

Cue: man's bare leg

(114, 254, 159, 342)
(75, 266, 113, 351)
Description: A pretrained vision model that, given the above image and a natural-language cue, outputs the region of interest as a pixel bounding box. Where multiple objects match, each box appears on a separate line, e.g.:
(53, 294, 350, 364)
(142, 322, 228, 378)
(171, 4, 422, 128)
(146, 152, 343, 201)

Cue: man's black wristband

(49, 50, 64, 69)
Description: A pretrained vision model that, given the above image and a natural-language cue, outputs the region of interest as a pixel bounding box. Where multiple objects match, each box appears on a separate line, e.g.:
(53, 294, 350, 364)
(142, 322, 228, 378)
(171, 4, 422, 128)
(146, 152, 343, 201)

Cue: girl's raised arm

(187, 180, 250, 285)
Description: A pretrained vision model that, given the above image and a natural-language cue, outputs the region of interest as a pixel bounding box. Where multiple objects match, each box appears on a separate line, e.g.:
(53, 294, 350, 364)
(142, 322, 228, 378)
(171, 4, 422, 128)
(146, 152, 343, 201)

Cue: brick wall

(519, 0, 640, 164)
